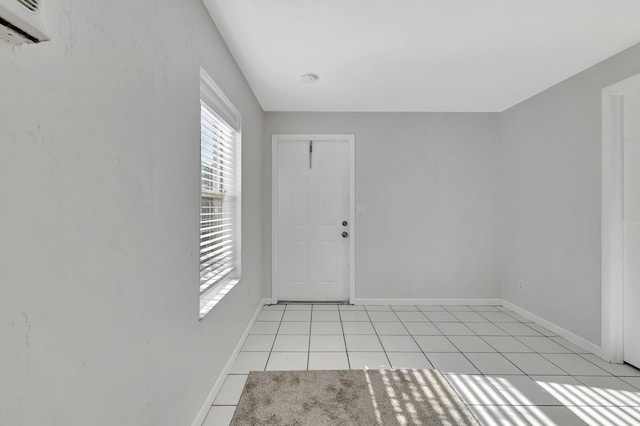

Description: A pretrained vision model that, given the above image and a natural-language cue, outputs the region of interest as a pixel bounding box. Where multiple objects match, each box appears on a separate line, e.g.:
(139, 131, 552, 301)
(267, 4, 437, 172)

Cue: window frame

(199, 68, 242, 319)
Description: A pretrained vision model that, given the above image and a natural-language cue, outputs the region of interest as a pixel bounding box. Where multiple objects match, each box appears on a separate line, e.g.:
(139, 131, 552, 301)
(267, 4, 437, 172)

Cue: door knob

(342, 231, 349, 238)
(342, 220, 348, 226)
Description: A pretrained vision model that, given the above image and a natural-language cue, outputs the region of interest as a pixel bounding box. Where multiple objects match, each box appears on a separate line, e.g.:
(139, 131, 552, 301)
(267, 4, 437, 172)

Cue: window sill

(199, 278, 240, 319)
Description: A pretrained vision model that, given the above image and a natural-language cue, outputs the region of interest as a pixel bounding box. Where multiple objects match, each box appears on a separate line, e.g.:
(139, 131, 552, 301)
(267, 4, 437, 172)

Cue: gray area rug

(231, 369, 480, 425)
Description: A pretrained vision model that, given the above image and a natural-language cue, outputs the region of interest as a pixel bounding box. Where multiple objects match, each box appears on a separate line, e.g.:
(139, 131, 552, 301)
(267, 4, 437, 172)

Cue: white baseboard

(501, 299, 605, 359)
(351, 298, 502, 306)
(191, 298, 269, 426)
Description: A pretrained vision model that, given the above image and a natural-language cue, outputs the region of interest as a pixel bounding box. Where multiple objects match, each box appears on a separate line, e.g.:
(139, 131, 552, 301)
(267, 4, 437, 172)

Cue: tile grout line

(364, 305, 393, 368)
(338, 306, 352, 369)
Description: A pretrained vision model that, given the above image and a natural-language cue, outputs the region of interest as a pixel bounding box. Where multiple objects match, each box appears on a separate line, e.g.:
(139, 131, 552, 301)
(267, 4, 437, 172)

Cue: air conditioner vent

(16, 0, 39, 12)
(0, 0, 48, 43)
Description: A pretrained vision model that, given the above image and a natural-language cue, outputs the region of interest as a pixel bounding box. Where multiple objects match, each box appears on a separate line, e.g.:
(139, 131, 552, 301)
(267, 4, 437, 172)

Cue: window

(199, 69, 241, 317)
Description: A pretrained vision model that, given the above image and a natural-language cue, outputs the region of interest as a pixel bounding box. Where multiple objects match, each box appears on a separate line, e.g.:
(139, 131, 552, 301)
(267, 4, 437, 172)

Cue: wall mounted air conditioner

(0, 0, 49, 44)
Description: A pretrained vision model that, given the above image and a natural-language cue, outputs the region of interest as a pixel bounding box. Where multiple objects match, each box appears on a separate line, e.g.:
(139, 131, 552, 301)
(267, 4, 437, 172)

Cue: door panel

(276, 139, 350, 301)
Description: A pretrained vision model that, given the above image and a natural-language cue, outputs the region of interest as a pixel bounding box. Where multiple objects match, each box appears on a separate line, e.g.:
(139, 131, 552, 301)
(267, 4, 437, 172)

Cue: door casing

(271, 134, 355, 303)
(602, 73, 640, 363)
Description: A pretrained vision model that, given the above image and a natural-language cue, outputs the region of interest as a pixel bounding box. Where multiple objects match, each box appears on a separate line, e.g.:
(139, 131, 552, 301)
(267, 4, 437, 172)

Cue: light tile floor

(202, 304, 640, 426)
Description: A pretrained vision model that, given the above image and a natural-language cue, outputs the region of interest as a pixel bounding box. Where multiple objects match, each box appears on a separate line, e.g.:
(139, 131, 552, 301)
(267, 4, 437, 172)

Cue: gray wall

(0, 1, 265, 425)
(265, 113, 502, 299)
(499, 43, 640, 346)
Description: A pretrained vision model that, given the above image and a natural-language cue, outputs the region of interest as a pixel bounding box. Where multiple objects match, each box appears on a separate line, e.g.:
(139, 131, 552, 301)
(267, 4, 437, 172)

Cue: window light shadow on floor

(534, 377, 640, 425)
(363, 368, 479, 425)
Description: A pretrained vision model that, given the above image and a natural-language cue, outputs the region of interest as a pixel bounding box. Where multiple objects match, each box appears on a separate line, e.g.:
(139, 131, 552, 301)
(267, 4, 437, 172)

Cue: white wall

(499, 43, 640, 346)
(265, 113, 501, 300)
(0, 1, 265, 425)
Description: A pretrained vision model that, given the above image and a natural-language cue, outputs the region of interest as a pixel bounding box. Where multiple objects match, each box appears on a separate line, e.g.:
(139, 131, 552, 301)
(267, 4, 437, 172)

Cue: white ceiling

(203, 0, 640, 112)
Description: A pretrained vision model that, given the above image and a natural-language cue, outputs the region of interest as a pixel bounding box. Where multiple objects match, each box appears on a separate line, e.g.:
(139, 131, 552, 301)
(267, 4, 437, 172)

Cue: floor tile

(285, 304, 312, 311)
(444, 305, 474, 312)
(348, 352, 390, 369)
(261, 304, 285, 311)
(364, 305, 392, 311)
(249, 321, 280, 335)
(372, 321, 408, 335)
(568, 406, 640, 425)
(424, 312, 459, 322)
(542, 354, 610, 376)
(379, 335, 421, 352)
(449, 336, 496, 352)
(339, 311, 369, 321)
(622, 407, 640, 420)
(311, 311, 340, 321)
(452, 312, 488, 322)
(414, 336, 459, 352)
(342, 321, 376, 335)
(282, 310, 311, 322)
(368, 311, 399, 322)
(310, 321, 343, 335)
(417, 305, 445, 311)
(202, 405, 236, 426)
(480, 312, 520, 323)
(515, 406, 587, 426)
(277, 321, 310, 335)
(580, 354, 640, 377)
(532, 376, 612, 406)
(549, 337, 589, 353)
(390, 305, 419, 311)
(469, 406, 529, 426)
(426, 353, 480, 374)
(483, 336, 533, 353)
(386, 352, 433, 369)
(503, 312, 532, 322)
(465, 322, 508, 336)
(433, 322, 474, 336)
(487, 375, 562, 406)
(470, 305, 501, 312)
(446, 374, 508, 405)
(308, 352, 350, 370)
(272, 335, 309, 352)
(229, 352, 269, 374)
(265, 352, 308, 371)
(312, 304, 339, 311)
(516, 336, 571, 353)
(575, 376, 640, 406)
(256, 311, 283, 322)
(404, 322, 442, 335)
(527, 323, 558, 336)
(309, 335, 346, 352)
(395, 311, 427, 322)
(339, 305, 365, 311)
(465, 353, 523, 375)
(345, 335, 384, 351)
(496, 322, 542, 336)
(503, 353, 566, 375)
(241, 335, 275, 352)
(214, 375, 248, 405)
(621, 377, 640, 390)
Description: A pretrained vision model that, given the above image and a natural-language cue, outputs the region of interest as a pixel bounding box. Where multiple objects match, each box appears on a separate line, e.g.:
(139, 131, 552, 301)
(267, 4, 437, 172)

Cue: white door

(623, 89, 640, 368)
(274, 136, 352, 301)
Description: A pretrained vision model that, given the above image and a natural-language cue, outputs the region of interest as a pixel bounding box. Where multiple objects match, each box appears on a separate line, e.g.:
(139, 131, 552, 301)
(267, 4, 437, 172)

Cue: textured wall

(0, 1, 265, 424)
(499, 43, 640, 345)
(265, 112, 502, 300)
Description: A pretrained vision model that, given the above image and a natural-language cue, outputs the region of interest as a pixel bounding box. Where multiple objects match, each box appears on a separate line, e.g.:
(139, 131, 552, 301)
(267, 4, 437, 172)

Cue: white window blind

(200, 100, 237, 294)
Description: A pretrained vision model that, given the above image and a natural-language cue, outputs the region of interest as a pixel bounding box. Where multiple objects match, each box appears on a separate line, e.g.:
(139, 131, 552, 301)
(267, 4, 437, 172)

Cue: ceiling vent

(0, 0, 49, 44)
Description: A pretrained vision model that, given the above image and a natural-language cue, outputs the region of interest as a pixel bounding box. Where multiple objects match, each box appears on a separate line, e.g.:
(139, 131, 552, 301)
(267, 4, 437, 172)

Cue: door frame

(601, 73, 640, 362)
(271, 134, 355, 303)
